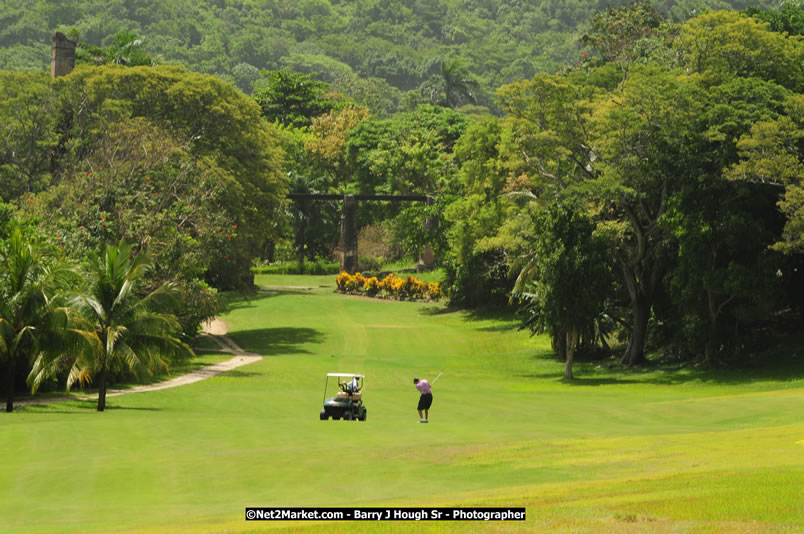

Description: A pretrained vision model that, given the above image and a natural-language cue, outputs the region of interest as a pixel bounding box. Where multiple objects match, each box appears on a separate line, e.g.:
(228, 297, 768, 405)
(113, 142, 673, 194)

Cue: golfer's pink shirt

(416, 380, 431, 394)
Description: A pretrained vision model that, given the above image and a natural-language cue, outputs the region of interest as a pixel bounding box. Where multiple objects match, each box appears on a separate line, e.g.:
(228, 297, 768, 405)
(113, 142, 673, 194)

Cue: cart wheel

(359, 409, 367, 421)
(320, 410, 327, 420)
(333, 414, 340, 420)
(343, 411, 352, 421)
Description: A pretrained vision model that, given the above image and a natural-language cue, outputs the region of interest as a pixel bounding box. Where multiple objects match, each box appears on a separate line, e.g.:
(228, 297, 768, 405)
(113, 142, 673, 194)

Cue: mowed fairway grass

(2, 273, 804, 533)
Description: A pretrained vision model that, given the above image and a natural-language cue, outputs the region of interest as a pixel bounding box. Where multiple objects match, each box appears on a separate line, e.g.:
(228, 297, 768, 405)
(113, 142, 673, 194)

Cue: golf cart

(320, 373, 366, 421)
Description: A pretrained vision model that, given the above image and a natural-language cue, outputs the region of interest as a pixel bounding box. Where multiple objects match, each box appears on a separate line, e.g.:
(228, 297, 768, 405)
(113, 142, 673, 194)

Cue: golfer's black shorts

(418, 393, 433, 411)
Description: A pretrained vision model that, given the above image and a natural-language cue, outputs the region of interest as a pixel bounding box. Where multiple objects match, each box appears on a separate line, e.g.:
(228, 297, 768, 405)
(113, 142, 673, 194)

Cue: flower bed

(335, 272, 443, 301)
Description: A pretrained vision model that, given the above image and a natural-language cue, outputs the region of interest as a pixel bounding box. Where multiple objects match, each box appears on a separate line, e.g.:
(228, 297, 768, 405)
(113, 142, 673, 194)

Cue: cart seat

(336, 391, 361, 400)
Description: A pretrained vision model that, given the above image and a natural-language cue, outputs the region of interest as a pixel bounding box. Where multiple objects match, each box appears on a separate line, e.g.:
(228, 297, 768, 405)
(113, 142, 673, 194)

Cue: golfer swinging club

(413, 377, 433, 423)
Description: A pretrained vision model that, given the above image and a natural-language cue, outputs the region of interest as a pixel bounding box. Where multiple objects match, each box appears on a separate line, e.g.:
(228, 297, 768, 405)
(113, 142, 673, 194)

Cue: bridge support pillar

(340, 195, 358, 274)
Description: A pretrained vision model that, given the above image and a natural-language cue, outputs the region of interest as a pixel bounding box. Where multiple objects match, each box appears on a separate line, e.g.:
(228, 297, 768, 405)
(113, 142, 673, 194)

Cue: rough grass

(1, 274, 802, 533)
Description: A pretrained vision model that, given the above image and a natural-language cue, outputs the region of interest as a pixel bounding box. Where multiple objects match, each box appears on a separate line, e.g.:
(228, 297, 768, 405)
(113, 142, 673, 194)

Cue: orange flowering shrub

(399, 276, 422, 299)
(336, 271, 352, 290)
(336, 271, 359, 292)
(386, 275, 404, 297)
(427, 282, 443, 300)
(364, 276, 380, 296)
(378, 273, 396, 296)
(354, 272, 367, 288)
(336, 272, 442, 301)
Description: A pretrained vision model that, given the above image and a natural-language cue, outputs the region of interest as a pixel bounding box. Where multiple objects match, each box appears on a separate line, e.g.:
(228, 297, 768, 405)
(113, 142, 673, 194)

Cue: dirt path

(202, 317, 230, 336)
(16, 318, 261, 407)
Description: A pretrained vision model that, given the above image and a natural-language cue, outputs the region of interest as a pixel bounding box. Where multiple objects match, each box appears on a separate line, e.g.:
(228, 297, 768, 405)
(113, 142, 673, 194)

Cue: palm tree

(60, 242, 193, 411)
(76, 30, 154, 67)
(421, 58, 479, 108)
(0, 227, 78, 412)
(105, 30, 151, 66)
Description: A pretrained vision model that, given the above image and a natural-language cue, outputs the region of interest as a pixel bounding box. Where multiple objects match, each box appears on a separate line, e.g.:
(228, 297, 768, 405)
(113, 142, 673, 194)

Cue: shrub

(427, 282, 443, 300)
(364, 276, 380, 296)
(354, 272, 367, 289)
(253, 261, 340, 275)
(336, 271, 354, 291)
(357, 254, 383, 272)
(444, 247, 511, 308)
(336, 271, 442, 301)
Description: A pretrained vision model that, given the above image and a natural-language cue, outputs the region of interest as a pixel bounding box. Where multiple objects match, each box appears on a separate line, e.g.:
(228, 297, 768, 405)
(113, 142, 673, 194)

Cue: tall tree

(56, 242, 193, 411)
(745, 2, 804, 36)
(420, 58, 479, 108)
(75, 29, 156, 67)
(26, 116, 226, 334)
(589, 68, 708, 365)
(254, 69, 337, 129)
(0, 226, 78, 412)
(497, 66, 708, 366)
(580, 1, 680, 77)
(512, 201, 614, 378)
(53, 65, 288, 290)
(305, 105, 370, 187)
(442, 117, 511, 307)
(0, 72, 58, 200)
(727, 93, 804, 254)
(676, 10, 804, 91)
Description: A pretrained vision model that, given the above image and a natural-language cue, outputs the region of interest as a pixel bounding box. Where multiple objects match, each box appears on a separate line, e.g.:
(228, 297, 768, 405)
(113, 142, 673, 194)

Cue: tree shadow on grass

(216, 369, 262, 378)
(229, 327, 325, 356)
(221, 291, 279, 312)
(222, 289, 326, 314)
(639, 358, 804, 386)
(565, 376, 643, 386)
(474, 323, 522, 333)
(259, 288, 323, 296)
(461, 308, 523, 332)
(420, 304, 522, 333)
(522, 348, 804, 387)
(517, 370, 642, 386)
(92, 404, 162, 411)
(17, 400, 162, 414)
(419, 304, 463, 316)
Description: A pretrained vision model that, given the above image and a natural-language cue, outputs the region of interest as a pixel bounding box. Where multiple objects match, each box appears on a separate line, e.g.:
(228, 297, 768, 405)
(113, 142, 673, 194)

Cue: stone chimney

(51, 32, 76, 77)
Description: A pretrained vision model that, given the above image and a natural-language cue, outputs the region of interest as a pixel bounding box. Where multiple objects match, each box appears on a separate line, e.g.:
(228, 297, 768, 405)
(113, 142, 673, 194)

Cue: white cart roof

(327, 373, 364, 378)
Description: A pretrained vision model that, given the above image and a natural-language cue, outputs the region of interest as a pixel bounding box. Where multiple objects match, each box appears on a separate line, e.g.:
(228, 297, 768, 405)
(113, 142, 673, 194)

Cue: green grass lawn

(2, 273, 803, 533)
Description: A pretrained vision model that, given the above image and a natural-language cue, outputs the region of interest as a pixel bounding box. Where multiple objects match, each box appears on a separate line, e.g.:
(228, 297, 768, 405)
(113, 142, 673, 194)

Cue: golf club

(432, 369, 445, 384)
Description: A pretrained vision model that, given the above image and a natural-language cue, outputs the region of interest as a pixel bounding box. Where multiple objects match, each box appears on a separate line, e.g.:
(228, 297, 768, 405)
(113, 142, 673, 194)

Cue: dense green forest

(0, 0, 786, 112)
(1, 1, 803, 408)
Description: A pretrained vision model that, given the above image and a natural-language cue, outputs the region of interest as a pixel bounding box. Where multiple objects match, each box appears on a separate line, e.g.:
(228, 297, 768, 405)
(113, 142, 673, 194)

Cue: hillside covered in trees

(0, 0, 785, 112)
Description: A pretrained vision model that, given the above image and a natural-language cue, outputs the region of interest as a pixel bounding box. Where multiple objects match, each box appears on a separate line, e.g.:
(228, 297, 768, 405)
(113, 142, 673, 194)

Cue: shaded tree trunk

(617, 186, 667, 367)
(704, 334, 715, 366)
(97, 366, 107, 412)
(618, 216, 665, 366)
(5, 357, 15, 412)
(295, 222, 305, 267)
(622, 293, 650, 366)
(703, 285, 734, 366)
(553, 331, 567, 362)
(564, 328, 579, 379)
